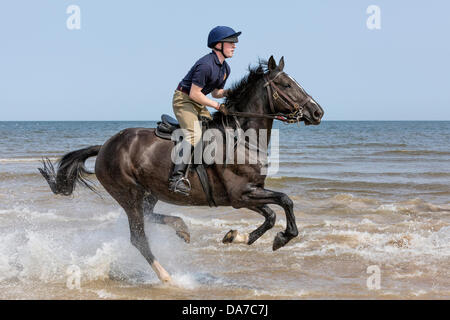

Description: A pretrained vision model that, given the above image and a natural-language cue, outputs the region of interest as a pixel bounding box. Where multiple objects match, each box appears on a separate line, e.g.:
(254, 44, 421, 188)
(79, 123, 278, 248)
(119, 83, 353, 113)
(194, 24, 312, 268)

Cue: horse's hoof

(222, 230, 237, 244)
(151, 261, 172, 284)
(161, 275, 172, 284)
(273, 231, 293, 251)
(176, 230, 190, 243)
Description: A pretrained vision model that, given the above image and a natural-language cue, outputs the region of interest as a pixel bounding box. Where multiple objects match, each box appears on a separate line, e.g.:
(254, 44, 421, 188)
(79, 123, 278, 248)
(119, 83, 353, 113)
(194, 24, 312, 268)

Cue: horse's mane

(211, 59, 268, 125)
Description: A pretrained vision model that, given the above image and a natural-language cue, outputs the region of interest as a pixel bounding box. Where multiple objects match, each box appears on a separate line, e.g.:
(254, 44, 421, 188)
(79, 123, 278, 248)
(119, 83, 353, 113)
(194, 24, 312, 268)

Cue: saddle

(155, 114, 217, 207)
(155, 114, 180, 139)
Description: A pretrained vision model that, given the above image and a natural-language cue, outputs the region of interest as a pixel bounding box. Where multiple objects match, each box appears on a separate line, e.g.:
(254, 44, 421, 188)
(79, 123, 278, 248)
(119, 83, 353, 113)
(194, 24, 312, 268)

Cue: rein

(224, 71, 309, 123)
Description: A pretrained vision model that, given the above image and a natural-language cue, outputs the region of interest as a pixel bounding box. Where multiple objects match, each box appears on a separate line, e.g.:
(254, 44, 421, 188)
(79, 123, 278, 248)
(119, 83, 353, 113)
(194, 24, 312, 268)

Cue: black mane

(211, 60, 268, 125)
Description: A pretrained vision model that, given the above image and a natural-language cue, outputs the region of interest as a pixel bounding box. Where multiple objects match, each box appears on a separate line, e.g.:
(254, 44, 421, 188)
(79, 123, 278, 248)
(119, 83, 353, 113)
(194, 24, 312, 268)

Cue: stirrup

(173, 177, 191, 195)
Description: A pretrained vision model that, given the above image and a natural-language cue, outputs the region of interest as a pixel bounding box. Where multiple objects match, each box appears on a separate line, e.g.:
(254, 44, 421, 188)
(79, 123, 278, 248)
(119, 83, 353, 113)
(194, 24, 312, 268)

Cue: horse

(39, 56, 324, 283)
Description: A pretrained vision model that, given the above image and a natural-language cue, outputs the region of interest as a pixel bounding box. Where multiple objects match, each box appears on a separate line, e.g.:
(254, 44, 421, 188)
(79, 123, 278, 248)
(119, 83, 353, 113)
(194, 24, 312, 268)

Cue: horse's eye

(284, 84, 291, 88)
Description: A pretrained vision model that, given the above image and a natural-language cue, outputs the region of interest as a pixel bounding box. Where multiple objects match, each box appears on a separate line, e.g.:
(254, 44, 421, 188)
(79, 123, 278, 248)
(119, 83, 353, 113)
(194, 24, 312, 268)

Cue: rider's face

(223, 42, 236, 57)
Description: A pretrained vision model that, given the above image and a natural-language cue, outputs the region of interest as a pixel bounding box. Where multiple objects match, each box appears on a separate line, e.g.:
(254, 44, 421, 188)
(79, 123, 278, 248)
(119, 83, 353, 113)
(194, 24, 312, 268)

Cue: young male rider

(169, 26, 241, 195)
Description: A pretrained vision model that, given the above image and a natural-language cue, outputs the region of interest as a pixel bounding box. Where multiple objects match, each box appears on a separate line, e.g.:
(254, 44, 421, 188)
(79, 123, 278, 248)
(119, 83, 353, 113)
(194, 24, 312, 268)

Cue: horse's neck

(237, 91, 273, 144)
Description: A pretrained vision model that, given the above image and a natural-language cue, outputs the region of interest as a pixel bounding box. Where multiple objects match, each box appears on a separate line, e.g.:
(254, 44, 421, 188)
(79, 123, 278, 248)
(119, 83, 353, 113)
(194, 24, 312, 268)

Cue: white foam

(0, 208, 151, 284)
(410, 289, 428, 297)
(93, 289, 119, 299)
(291, 226, 450, 263)
(82, 241, 120, 282)
(376, 204, 399, 212)
(392, 270, 424, 279)
(361, 218, 376, 225)
(323, 220, 353, 228)
(374, 200, 450, 215)
(0, 206, 121, 224)
(17, 231, 68, 282)
(252, 288, 309, 298)
(184, 216, 256, 229)
(171, 273, 200, 290)
(90, 211, 121, 222)
(0, 233, 22, 281)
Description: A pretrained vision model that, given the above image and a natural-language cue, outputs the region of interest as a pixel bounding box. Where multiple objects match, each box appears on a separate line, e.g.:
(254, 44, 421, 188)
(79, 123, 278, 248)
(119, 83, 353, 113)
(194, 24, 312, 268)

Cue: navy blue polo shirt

(179, 51, 230, 95)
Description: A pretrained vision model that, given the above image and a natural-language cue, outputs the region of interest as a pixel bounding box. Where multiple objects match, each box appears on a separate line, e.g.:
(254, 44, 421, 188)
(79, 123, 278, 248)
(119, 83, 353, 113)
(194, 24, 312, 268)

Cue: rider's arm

(211, 89, 229, 99)
(189, 84, 220, 110)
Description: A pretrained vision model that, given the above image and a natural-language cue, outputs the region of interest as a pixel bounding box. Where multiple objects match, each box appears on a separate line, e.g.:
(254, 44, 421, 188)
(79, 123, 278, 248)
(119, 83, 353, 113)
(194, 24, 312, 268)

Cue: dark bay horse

(39, 56, 324, 283)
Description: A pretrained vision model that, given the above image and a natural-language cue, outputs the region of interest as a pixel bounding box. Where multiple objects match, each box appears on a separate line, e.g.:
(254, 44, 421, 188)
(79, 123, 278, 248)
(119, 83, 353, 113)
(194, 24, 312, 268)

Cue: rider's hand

(218, 103, 229, 116)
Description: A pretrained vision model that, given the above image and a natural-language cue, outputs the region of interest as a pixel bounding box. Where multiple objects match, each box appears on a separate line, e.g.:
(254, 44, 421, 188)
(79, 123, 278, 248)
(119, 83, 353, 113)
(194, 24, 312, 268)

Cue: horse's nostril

(313, 110, 321, 119)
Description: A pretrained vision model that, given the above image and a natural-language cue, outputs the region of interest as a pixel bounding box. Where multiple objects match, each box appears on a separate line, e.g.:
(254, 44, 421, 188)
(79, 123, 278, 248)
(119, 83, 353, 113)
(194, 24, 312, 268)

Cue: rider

(169, 26, 241, 195)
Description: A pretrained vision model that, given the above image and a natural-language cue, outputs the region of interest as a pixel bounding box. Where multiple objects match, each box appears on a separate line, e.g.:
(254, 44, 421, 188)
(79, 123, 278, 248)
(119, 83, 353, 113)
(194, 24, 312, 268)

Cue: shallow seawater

(0, 121, 449, 299)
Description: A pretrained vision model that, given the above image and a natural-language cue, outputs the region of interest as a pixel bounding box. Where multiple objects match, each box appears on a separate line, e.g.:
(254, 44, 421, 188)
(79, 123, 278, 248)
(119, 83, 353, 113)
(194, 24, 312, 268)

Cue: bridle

(264, 71, 307, 123)
(225, 71, 310, 123)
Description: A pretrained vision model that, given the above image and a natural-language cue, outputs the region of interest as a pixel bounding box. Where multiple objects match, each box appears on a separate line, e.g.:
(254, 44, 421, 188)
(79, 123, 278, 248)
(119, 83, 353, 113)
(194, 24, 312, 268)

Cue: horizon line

(1, 120, 450, 122)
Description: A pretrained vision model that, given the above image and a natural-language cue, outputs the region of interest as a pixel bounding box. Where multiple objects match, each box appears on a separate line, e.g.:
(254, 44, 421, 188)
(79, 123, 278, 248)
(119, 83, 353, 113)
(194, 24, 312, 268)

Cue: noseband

(225, 71, 310, 123)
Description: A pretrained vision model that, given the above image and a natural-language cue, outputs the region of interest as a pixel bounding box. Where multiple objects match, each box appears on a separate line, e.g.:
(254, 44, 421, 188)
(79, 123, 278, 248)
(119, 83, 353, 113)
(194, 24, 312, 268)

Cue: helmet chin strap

(215, 42, 229, 60)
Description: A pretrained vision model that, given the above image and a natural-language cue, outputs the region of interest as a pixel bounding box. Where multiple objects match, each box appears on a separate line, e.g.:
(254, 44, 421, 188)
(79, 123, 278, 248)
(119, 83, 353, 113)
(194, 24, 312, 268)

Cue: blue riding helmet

(207, 26, 241, 48)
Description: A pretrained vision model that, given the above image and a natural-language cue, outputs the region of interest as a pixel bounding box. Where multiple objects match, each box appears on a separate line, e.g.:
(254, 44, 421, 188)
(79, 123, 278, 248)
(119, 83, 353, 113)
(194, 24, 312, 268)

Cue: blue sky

(1, 0, 449, 121)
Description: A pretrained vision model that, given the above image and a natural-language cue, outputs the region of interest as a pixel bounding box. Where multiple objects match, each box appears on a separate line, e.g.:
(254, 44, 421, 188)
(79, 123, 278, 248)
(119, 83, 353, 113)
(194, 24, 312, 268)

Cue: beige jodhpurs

(172, 90, 212, 146)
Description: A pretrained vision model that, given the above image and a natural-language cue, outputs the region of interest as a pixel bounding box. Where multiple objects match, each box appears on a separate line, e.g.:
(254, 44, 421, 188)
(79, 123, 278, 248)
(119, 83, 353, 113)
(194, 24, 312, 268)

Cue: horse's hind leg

(222, 205, 276, 245)
(108, 189, 171, 283)
(142, 194, 190, 243)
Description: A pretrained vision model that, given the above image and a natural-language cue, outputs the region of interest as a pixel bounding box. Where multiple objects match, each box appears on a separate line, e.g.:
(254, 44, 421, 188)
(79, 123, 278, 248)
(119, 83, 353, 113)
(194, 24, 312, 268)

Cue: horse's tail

(38, 145, 102, 196)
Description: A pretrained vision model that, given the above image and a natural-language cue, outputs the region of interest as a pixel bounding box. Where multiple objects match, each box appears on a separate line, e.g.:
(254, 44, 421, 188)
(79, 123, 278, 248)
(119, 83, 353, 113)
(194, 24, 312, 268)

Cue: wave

(305, 143, 408, 149)
(373, 198, 450, 214)
(0, 207, 122, 225)
(0, 170, 97, 182)
(278, 161, 343, 167)
(0, 172, 41, 181)
(372, 150, 450, 156)
(266, 176, 450, 192)
(266, 176, 319, 183)
(0, 157, 59, 163)
(378, 172, 450, 178)
(293, 194, 450, 216)
(290, 226, 450, 263)
(319, 171, 450, 178)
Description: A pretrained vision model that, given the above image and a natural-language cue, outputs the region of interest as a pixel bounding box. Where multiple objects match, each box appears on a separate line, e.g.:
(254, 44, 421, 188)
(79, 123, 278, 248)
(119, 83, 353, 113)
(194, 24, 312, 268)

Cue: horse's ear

(278, 56, 285, 71)
(268, 55, 277, 71)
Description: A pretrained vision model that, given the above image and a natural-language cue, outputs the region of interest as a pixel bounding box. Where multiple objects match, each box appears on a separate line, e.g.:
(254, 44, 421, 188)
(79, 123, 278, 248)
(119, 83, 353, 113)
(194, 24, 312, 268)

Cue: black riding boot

(168, 144, 193, 196)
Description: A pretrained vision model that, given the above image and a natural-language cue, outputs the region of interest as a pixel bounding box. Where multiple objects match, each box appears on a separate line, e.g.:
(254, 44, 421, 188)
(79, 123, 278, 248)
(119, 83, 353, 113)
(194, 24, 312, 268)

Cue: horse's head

(265, 56, 324, 125)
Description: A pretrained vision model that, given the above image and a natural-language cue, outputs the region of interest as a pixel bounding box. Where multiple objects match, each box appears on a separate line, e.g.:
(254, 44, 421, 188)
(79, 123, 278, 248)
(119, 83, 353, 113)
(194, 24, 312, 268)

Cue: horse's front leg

(241, 187, 298, 250)
(222, 205, 276, 245)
